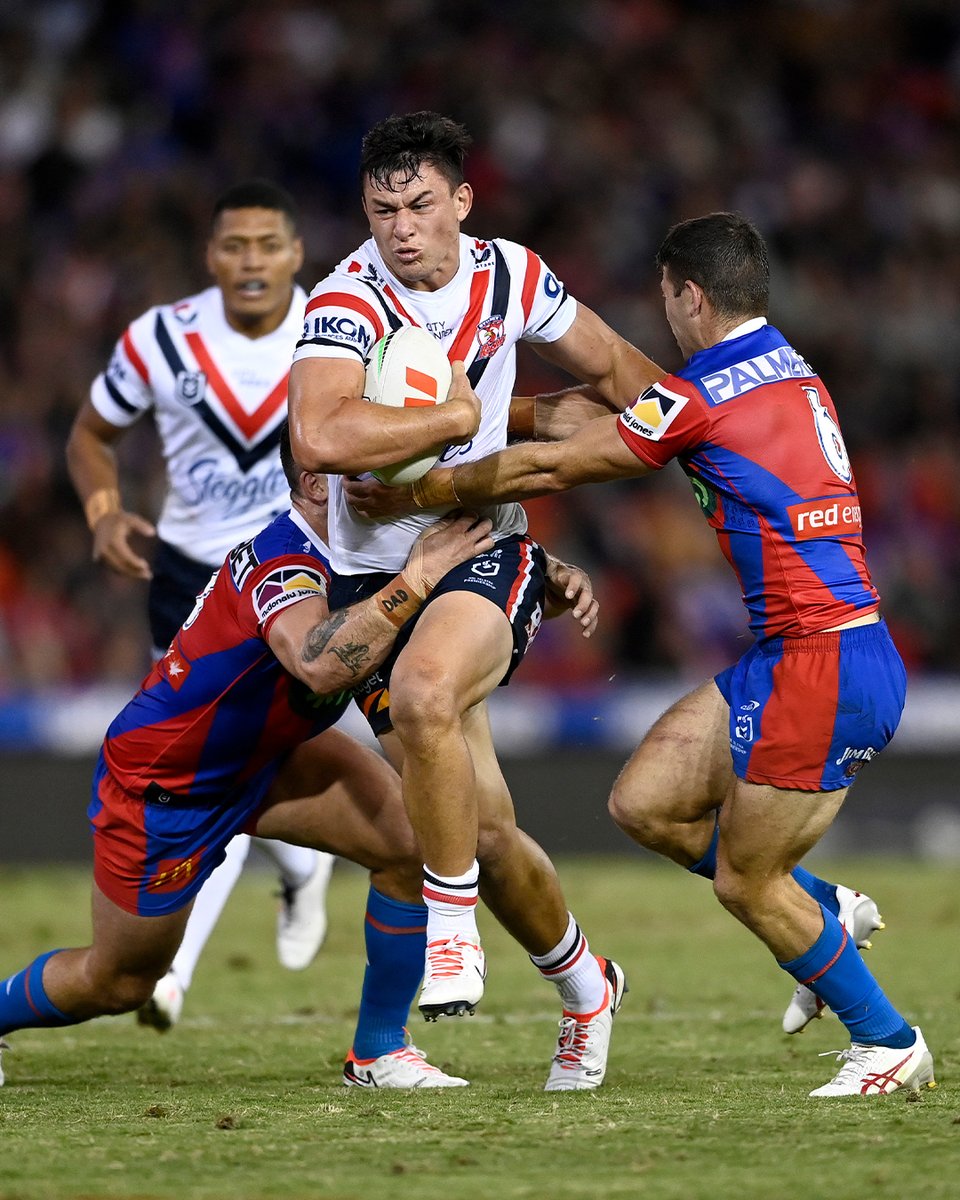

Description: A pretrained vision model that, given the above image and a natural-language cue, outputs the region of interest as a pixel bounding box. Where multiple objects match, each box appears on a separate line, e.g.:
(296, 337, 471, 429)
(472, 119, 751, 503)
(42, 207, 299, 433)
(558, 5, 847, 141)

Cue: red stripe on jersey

(520, 248, 540, 325)
(184, 332, 288, 442)
(381, 283, 416, 325)
(448, 270, 490, 363)
(305, 291, 386, 342)
(123, 328, 150, 386)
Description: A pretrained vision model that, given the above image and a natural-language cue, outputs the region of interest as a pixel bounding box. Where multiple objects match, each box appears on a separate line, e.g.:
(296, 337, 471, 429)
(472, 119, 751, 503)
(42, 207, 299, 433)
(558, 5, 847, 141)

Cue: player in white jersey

(288, 113, 662, 1090)
(66, 180, 335, 1030)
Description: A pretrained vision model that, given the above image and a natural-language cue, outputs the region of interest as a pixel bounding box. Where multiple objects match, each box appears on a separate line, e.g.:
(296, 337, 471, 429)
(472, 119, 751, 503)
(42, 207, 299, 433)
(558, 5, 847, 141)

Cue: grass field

(0, 858, 956, 1200)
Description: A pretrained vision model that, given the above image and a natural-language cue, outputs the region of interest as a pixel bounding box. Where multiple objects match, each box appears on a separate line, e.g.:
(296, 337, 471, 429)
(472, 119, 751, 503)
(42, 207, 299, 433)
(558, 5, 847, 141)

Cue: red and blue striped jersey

(102, 508, 348, 800)
(617, 321, 880, 639)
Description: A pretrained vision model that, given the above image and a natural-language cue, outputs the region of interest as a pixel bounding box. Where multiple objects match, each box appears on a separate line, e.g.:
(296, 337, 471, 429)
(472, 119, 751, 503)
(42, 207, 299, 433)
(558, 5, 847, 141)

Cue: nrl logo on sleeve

(175, 369, 206, 406)
(620, 383, 688, 440)
(253, 566, 328, 622)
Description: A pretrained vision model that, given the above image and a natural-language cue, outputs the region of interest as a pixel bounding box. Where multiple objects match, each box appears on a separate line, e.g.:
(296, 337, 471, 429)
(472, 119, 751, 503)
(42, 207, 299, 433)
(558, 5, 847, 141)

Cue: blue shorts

(88, 751, 274, 916)
(330, 535, 546, 737)
(714, 619, 906, 792)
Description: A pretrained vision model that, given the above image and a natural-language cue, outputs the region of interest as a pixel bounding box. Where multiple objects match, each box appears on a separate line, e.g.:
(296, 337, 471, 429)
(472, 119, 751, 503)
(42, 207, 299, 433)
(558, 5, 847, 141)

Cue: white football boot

(0, 1038, 8, 1087)
(418, 934, 486, 1020)
(343, 1043, 469, 1088)
(136, 970, 184, 1033)
(782, 885, 886, 1034)
(276, 853, 334, 971)
(810, 1026, 936, 1097)
(544, 957, 628, 1091)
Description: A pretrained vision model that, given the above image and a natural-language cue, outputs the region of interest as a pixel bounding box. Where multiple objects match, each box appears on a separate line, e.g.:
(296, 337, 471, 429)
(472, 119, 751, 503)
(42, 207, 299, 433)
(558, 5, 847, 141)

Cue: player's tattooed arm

(302, 609, 374, 678)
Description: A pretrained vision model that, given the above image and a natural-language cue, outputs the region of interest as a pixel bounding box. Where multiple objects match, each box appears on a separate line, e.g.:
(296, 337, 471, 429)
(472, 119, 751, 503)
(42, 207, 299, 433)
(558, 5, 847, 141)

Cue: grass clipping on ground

(0, 858, 956, 1200)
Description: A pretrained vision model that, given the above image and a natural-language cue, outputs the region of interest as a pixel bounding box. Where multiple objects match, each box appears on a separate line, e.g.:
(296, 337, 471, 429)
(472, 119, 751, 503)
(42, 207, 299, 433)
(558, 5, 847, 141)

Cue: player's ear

(301, 471, 327, 505)
(454, 182, 472, 222)
(291, 236, 305, 273)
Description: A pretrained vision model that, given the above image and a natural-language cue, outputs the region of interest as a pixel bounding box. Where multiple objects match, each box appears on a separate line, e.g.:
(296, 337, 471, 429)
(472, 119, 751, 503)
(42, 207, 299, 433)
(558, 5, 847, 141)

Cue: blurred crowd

(1, 0, 959, 699)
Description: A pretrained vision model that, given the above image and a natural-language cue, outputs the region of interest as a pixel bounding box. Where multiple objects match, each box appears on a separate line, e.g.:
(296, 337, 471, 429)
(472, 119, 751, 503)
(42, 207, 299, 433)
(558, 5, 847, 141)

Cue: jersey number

(805, 387, 852, 484)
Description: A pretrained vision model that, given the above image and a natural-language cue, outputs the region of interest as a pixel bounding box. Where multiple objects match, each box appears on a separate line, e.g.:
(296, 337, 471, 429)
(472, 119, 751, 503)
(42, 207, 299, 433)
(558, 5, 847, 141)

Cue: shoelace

(553, 1015, 591, 1069)
(426, 938, 474, 979)
(817, 1044, 873, 1085)
(391, 1046, 440, 1073)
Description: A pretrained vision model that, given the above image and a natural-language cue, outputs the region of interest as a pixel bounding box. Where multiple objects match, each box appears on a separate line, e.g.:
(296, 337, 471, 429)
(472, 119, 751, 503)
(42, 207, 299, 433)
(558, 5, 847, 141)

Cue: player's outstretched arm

(530, 303, 666, 424)
(65, 400, 156, 580)
(267, 514, 494, 692)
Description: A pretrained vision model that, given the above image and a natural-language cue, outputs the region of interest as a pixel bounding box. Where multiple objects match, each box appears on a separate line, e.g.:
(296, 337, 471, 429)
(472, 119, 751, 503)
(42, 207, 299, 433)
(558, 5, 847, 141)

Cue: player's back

(633, 323, 880, 638)
(102, 511, 347, 799)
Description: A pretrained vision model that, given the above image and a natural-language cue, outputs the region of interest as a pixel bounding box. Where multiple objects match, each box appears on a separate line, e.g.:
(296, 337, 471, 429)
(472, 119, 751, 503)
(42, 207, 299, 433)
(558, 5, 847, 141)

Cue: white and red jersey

(294, 234, 577, 573)
(90, 285, 308, 567)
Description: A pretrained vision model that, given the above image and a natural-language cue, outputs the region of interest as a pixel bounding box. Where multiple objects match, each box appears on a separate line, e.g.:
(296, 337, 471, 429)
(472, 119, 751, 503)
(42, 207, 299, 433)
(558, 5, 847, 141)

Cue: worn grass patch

(0, 859, 956, 1200)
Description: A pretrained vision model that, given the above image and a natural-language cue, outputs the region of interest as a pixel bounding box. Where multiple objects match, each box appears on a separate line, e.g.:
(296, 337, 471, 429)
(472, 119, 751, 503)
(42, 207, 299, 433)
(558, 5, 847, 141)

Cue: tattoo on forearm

(303, 610, 349, 662)
(331, 641, 372, 677)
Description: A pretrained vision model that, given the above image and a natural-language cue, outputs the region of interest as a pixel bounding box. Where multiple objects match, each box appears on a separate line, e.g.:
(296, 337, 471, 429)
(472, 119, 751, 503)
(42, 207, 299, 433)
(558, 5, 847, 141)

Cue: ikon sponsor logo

(787, 498, 862, 541)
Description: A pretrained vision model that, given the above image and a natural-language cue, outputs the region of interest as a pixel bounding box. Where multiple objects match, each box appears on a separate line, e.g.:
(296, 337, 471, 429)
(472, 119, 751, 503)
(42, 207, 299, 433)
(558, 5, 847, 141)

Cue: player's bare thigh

(609, 679, 733, 834)
(255, 725, 419, 871)
(389, 590, 515, 727)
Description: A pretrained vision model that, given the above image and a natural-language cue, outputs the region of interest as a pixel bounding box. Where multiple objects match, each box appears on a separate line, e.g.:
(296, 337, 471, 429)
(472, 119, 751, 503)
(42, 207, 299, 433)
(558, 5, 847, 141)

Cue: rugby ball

(363, 324, 452, 486)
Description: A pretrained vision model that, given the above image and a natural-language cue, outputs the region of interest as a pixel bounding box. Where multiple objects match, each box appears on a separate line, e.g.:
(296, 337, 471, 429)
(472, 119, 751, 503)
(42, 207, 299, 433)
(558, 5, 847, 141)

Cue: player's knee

(712, 863, 756, 921)
(390, 659, 459, 738)
(608, 775, 659, 845)
(92, 969, 162, 1015)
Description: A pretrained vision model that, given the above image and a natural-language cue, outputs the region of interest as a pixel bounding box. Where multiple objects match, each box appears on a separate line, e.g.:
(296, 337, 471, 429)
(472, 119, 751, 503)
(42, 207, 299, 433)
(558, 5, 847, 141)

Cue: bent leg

(0, 884, 191, 1034)
(608, 680, 733, 865)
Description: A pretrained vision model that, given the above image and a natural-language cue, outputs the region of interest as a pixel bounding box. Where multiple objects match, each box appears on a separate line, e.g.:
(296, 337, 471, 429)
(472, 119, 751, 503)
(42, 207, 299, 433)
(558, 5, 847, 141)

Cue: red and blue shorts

(330, 535, 546, 737)
(714, 618, 906, 792)
(88, 752, 275, 916)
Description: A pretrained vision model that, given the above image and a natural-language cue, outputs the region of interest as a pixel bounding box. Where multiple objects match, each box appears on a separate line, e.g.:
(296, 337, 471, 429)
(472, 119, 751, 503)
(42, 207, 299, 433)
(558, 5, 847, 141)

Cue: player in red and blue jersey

(0, 429, 496, 1089)
(350, 212, 935, 1098)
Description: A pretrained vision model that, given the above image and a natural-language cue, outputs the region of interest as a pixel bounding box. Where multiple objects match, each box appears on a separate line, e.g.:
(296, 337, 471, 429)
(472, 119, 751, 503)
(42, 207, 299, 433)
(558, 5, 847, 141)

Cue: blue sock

(779, 905, 914, 1047)
(351, 888, 427, 1061)
(688, 816, 840, 919)
(790, 865, 840, 917)
(0, 950, 79, 1036)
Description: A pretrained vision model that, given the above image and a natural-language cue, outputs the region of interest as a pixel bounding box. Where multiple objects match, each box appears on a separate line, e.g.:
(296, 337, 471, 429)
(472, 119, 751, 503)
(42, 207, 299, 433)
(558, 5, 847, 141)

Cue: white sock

(254, 838, 318, 889)
(422, 861, 480, 943)
(171, 834, 251, 989)
(529, 913, 606, 1013)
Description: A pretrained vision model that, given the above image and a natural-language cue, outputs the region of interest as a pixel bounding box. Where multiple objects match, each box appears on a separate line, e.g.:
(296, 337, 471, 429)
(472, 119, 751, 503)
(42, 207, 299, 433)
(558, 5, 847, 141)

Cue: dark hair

(655, 212, 769, 320)
(360, 111, 472, 192)
(211, 179, 299, 231)
(278, 420, 302, 495)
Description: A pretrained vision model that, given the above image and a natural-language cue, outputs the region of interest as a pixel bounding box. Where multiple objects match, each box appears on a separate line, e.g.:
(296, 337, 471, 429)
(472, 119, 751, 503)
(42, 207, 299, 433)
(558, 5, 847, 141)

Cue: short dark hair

(211, 179, 299, 231)
(655, 213, 769, 320)
(278, 420, 302, 496)
(360, 111, 472, 192)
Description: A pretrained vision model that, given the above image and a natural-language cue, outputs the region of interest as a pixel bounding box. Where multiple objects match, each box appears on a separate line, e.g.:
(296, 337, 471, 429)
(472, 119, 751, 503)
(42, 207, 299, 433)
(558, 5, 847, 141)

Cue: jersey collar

(719, 316, 767, 343)
(288, 505, 330, 555)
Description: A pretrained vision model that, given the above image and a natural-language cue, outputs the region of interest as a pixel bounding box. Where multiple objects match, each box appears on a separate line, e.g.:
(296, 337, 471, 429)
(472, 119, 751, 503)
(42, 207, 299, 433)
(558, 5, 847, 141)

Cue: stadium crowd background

(1, 0, 959, 705)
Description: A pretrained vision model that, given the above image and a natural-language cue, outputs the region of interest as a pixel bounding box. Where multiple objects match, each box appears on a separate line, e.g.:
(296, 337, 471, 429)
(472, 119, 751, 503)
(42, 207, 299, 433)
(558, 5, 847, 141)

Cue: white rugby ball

(363, 324, 453, 486)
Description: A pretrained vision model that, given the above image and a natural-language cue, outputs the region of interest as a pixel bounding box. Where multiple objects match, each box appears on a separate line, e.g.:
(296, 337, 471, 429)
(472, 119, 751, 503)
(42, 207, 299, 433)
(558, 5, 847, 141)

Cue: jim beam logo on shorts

(252, 565, 327, 623)
(620, 383, 687, 441)
(836, 745, 878, 777)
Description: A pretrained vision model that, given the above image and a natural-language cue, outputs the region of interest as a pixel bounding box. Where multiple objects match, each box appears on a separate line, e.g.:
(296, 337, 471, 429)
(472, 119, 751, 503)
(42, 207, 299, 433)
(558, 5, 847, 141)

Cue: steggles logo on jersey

(175, 369, 206, 407)
(253, 566, 328, 623)
(184, 459, 287, 518)
(477, 315, 505, 360)
(621, 384, 688, 441)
